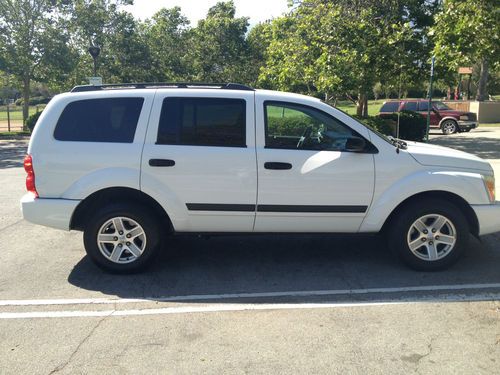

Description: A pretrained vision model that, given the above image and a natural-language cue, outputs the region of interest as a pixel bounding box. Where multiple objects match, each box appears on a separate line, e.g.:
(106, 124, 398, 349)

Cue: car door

(254, 96, 376, 232)
(417, 101, 439, 127)
(141, 89, 257, 232)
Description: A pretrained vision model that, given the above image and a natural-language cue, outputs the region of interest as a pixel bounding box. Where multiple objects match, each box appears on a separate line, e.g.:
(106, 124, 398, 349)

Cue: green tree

(431, 0, 500, 100)
(188, 1, 251, 83)
(0, 0, 75, 124)
(144, 7, 192, 81)
(261, 0, 439, 116)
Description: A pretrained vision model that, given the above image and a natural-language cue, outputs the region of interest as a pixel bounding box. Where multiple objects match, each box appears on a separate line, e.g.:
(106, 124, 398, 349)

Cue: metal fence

(0, 105, 45, 132)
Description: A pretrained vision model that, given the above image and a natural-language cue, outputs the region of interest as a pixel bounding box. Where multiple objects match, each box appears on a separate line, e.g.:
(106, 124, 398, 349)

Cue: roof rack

(71, 82, 254, 93)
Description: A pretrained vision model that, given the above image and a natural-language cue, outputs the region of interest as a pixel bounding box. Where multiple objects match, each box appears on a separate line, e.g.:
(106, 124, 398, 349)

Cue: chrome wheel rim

(97, 217, 147, 264)
(406, 214, 457, 261)
(443, 121, 456, 134)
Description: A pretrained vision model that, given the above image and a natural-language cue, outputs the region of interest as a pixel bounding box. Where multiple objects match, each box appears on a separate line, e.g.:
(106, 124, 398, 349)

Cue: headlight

(482, 175, 496, 203)
(459, 115, 469, 120)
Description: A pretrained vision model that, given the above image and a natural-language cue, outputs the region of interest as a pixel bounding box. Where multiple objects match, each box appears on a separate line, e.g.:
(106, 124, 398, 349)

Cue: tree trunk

(356, 92, 363, 117)
(22, 76, 30, 130)
(362, 95, 368, 118)
(476, 58, 489, 101)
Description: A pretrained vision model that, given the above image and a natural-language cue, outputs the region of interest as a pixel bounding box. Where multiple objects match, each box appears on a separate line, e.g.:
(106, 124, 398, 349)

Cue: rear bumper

(471, 202, 500, 236)
(20, 194, 80, 231)
(457, 120, 478, 130)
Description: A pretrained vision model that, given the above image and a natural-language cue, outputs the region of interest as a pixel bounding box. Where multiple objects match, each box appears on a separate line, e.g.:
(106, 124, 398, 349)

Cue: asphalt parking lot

(0, 129, 499, 374)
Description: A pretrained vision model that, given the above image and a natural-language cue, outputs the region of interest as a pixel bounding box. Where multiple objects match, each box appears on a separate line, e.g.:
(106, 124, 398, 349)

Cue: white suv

(21, 83, 500, 273)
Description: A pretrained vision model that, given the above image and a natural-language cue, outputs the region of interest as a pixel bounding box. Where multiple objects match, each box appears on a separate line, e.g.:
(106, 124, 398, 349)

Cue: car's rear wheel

(441, 120, 458, 135)
(387, 199, 468, 271)
(83, 204, 161, 273)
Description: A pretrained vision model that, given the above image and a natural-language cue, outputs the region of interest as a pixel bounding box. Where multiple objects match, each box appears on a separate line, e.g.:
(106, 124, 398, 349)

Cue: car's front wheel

(83, 204, 162, 273)
(388, 199, 468, 271)
(441, 120, 458, 135)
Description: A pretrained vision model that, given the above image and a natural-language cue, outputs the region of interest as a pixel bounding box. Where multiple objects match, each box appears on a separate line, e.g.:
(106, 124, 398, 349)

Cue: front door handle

(149, 159, 175, 167)
(264, 162, 292, 170)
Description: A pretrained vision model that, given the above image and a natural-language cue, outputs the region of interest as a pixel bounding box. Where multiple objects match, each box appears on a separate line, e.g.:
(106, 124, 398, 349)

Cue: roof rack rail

(70, 82, 254, 93)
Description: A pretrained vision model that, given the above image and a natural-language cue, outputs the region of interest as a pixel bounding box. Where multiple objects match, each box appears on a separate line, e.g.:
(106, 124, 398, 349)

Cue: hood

(405, 141, 492, 172)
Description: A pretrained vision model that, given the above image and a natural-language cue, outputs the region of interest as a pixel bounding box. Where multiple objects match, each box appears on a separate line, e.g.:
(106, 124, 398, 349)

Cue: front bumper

(458, 120, 478, 130)
(471, 201, 500, 236)
(20, 194, 80, 231)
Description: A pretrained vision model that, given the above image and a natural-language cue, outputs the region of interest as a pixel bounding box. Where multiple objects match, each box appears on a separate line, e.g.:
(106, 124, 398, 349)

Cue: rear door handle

(264, 162, 292, 170)
(149, 159, 175, 167)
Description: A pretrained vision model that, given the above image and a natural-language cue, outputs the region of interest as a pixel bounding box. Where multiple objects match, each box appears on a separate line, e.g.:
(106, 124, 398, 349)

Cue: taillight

(24, 154, 38, 197)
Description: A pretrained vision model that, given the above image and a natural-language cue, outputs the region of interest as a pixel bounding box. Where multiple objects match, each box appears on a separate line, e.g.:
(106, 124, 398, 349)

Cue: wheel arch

(439, 117, 459, 128)
(380, 190, 479, 237)
(70, 187, 173, 232)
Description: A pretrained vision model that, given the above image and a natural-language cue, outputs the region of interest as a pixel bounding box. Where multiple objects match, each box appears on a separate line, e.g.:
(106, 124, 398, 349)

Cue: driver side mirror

(345, 136, 366, 152)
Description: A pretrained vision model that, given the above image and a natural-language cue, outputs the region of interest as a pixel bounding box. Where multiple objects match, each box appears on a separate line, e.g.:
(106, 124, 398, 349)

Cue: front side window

(54, 98, 144, 143)
(157, 97, 246, 147)
(418, 101, 429, 111)
(265, 102, 355, 151)
(433, 101, 451, 110)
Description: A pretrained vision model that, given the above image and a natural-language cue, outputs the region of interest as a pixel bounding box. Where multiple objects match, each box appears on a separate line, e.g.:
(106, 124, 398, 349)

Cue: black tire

(441, 120, 458, 135)
(387, 199, 469, 271)
(83, 203, 162, 273)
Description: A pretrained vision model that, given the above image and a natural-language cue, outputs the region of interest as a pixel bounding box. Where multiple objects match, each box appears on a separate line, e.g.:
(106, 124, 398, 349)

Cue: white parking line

(0, 283, 499, 307)
(1, 292, 500, 320)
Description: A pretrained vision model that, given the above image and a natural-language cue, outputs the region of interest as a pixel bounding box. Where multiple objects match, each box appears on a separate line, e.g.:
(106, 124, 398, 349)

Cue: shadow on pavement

(431, 136, 500, 159)
(0, 140, 28, 169)
(67, 233, 499, 303)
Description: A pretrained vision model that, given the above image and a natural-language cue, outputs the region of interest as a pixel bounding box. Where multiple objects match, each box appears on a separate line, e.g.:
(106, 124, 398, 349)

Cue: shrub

(387, 110, 427, 141)
(15, 96, 51, 106)
(355, 111, 427, 142)
(26, 111, 42, 133)
(267, 116, 321, 136)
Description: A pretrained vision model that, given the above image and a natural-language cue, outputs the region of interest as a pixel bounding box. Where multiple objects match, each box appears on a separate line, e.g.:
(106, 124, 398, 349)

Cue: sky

(124, 0, 290, 27)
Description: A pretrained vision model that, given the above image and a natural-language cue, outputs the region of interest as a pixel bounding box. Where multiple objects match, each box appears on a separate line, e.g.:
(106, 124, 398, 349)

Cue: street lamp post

(87, 45, 101, 77)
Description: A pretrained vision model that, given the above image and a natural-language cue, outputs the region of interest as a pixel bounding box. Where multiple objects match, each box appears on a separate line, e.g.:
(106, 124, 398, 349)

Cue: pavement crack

(47, 314, 111, 375)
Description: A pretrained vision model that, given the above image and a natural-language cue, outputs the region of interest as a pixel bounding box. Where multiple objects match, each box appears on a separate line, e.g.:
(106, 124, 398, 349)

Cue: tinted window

(403, 102, 417, 111)
(380, 102, 399, 112)
(157, 98, 246, 147)
(265, 102, 355, 151)
(54, 98, 144, 143)
(418, 101, 429, 111)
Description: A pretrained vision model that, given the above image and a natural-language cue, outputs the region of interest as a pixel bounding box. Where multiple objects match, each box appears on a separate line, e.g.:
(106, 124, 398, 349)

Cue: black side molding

(149, 159, 175, 167)
(186, 203, 255, 212)
(257, 205, 367, 213)
(185, 203, 367, 213)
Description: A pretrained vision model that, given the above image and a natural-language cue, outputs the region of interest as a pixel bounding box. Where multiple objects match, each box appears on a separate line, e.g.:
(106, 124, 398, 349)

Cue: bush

(387, 110, 427, 141)
(267, 116, 321, 136)
(355, 111, 427, 142)
(15, 96, 51, 106)
(355, 115, 395, 136)
(26, 111, 42, 133)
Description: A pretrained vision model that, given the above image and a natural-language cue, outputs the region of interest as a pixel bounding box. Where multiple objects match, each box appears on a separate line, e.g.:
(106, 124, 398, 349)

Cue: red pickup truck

(379, 99, 478, 135)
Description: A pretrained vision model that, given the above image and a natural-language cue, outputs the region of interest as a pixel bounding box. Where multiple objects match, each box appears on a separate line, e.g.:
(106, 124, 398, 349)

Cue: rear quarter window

(54, 98, 144, 143)
(380, 102, 399, 112)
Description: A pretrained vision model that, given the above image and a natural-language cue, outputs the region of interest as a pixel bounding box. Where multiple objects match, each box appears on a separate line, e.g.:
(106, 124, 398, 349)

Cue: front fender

(359, 170, 488, 232)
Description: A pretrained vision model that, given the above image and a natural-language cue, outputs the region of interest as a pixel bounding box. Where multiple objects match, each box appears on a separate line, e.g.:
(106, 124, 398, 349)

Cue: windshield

(433, 101, 451, 110)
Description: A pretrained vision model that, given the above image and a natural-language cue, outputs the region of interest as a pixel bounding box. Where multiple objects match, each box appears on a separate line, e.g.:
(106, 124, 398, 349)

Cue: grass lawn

(479, 123, 500, 127)
(0, 106, 45, 121)
(335, 100, 385, 116)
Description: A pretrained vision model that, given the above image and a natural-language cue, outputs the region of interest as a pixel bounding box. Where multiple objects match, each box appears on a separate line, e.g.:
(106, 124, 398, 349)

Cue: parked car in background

(379, 99, 478, 135)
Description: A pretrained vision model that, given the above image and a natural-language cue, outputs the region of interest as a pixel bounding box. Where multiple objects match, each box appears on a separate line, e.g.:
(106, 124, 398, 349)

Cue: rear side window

(380, 102, 399, 112)
(157, 97, 246, 147)
(402, 102, 417, 111)
(54, 98, 144, 143)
